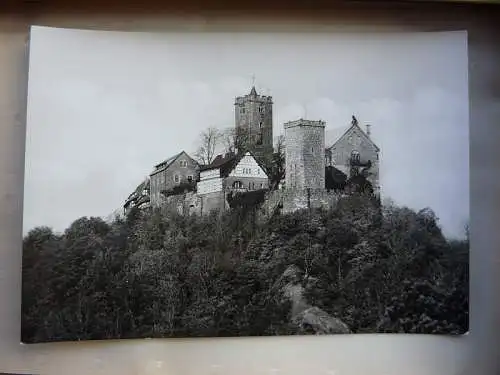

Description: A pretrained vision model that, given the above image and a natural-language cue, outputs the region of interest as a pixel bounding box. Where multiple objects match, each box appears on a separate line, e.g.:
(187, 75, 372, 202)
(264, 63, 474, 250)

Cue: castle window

(351, 150, 360, 162)
(257, 132, 263, 145)
(174, 175, 180, 183)
(180, 160, 187, 168)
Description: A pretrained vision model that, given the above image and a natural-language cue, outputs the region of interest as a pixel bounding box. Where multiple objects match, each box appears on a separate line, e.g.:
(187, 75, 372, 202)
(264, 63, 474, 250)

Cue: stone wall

(162, 191, 202, 216)
(161, 187, 342, 222)
(260, 188, 341, 220)
(199, 191, 227, 215)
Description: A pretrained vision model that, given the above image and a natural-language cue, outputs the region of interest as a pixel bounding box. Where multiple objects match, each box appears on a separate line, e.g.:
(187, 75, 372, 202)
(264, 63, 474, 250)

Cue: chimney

(366, 124, 371, 138)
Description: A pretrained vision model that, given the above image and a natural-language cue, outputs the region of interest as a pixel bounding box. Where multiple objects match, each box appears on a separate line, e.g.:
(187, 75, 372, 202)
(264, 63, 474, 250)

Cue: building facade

(149, 151, 200, 207)
(325, 117, 380, 197)
(234, 86, 274, 161)
(197, 151, 269, 214)
(284, 119, 326, 190)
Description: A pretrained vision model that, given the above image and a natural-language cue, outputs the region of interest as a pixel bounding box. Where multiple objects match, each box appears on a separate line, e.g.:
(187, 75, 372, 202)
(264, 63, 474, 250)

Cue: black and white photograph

(21, 26, 469, 343)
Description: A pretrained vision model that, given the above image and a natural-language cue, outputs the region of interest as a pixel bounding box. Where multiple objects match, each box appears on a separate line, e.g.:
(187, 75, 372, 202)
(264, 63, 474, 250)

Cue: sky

(23, 26, 469, 239)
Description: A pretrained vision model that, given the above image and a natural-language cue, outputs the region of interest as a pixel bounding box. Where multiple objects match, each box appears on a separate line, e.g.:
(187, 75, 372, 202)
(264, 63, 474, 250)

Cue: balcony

(349, 156, 372, 168)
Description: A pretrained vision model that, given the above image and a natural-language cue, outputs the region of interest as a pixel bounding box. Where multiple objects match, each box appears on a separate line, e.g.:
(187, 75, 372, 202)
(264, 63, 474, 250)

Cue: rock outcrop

(275, 265, 351, 334)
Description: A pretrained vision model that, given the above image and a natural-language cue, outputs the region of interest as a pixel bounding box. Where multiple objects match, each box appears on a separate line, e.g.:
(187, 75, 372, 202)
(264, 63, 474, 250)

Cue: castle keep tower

(234, 86, 273, 160)
(284, 119, 326, 190)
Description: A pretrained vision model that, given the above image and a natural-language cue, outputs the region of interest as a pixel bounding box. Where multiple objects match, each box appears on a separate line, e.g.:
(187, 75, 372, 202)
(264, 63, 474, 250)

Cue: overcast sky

(24, 26, 469, 239)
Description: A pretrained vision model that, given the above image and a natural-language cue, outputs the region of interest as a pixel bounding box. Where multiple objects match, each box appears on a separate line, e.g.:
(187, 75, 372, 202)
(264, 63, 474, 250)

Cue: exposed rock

(293, 306, 351, 334)
(277, 264, 351, 334)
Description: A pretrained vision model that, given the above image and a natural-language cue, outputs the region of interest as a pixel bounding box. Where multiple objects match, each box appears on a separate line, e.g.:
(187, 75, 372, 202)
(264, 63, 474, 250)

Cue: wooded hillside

(21, 194, 469, 343)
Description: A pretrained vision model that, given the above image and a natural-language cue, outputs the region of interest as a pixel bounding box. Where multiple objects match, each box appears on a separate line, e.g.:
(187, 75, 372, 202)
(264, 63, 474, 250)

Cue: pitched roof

(200, 152, 239, 177)
(325, 126, 350, 147)
(200, 151, 268, 178)
(154, 151, 183, 170)
(326, 121, 380, 152)
(250, 86, 257, 96)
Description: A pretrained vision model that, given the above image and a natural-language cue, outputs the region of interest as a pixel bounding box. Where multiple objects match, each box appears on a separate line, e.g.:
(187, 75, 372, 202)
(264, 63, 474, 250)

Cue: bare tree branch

(195, 127, 222, 165)
(221, 126, 251, 155)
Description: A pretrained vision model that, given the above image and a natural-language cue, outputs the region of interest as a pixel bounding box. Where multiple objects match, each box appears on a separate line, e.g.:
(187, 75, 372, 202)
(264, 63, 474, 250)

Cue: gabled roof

(200, 152, 239, 176)
(154, 151, 183, 170)
(151, 150, 199, 175)
(200, 151, 268, 178)
(327, 120, 380, 152)
(325, 126, 350, 147)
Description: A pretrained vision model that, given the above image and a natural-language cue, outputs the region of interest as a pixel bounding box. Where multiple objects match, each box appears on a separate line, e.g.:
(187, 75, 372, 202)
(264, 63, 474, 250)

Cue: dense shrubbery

(21, 195, 468, 343)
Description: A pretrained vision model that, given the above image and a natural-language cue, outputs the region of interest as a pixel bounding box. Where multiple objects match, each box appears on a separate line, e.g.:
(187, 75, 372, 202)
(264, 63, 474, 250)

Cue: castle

(123, 85, 380, 217)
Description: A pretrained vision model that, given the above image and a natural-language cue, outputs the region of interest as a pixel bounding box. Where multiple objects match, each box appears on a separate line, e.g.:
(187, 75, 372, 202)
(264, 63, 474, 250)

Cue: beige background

(0, 2, 499, 374)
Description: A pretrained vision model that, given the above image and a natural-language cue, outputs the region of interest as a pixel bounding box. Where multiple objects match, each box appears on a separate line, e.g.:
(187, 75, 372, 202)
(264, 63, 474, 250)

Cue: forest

(21, 193, 469, 343)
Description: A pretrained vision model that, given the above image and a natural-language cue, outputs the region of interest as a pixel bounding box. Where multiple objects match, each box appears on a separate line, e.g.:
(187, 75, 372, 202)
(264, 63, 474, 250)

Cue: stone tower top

(235, 86, 273, 105)
(284, 119, 326, 129)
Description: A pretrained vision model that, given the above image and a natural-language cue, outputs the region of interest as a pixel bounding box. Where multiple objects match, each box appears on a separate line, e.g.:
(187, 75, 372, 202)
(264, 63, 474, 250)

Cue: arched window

(351, 150, 360, 162)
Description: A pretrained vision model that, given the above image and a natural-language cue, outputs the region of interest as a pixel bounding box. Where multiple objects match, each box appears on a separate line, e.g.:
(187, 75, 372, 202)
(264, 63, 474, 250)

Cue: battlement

(284, 119, 326, 129)
(234, 95, 273, 105)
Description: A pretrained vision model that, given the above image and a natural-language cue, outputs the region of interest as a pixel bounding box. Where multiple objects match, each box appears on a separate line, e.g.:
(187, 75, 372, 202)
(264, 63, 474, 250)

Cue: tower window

(259, 122, 263, 129)
(259, 106, 265, 113)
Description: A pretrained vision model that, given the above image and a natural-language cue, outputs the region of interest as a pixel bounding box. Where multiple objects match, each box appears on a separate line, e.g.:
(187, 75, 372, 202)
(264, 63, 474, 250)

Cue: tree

(194, 127, 222, 165)
(267, 135, 286, 190)
(221, 126, 251, 155)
